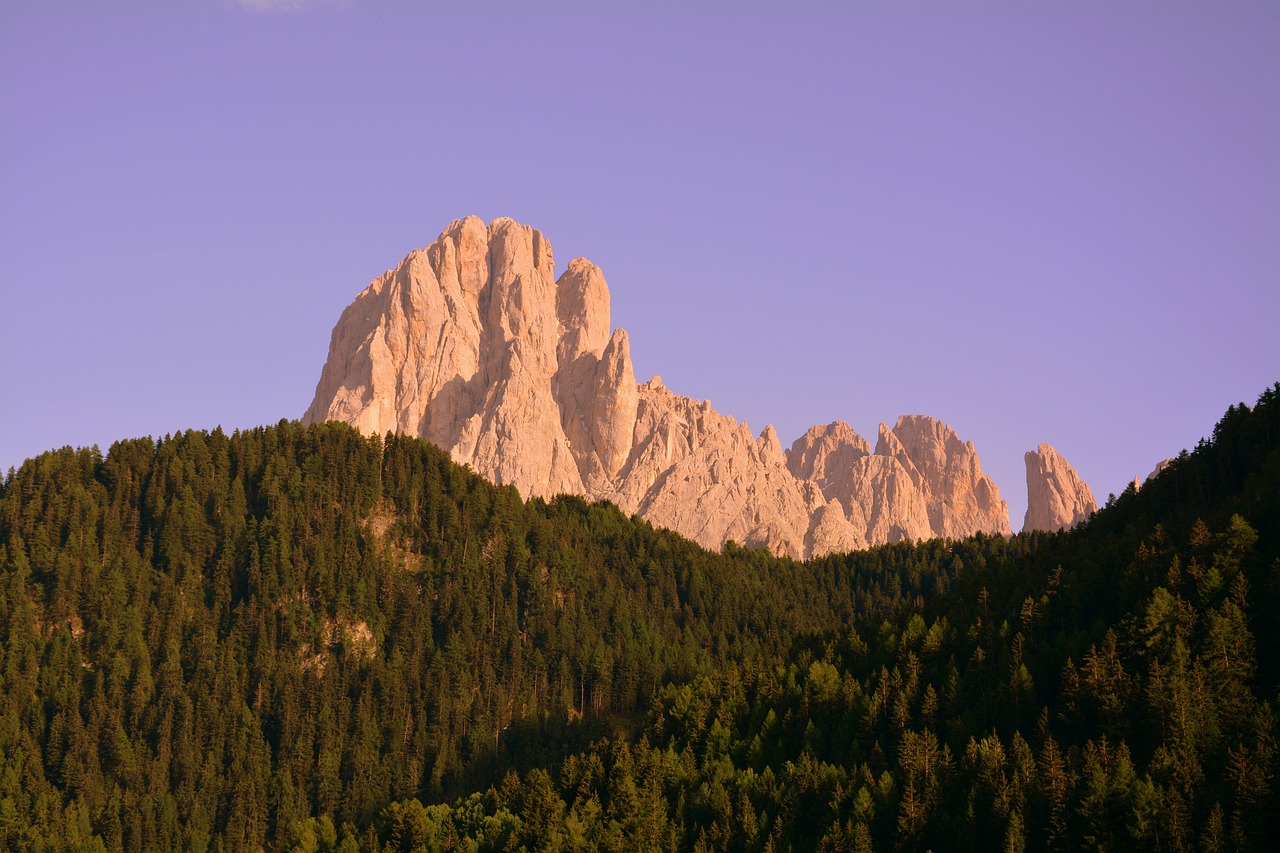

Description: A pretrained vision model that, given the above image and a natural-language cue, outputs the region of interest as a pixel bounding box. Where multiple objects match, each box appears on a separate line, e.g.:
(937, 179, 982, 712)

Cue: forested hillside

(1, 385, 1276, 851)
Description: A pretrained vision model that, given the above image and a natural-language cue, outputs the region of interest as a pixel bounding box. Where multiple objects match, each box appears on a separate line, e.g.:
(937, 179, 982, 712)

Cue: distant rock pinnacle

(1023, 443, 1097, 532)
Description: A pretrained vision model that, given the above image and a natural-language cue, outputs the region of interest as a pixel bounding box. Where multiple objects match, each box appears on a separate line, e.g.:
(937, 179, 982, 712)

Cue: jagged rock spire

(308, 216, 1020, 558)
(1023, 443, 1097, 532)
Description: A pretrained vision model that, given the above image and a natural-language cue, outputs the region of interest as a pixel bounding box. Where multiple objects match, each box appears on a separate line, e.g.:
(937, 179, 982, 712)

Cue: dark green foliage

(1, 384, 1277, 851)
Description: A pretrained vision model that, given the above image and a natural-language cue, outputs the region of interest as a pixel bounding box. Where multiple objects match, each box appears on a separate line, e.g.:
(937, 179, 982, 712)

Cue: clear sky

(2, 1, 1277, 530)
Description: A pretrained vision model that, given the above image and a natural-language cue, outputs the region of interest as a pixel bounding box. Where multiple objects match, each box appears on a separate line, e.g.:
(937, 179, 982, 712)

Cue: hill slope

(1, 384, 1276, 851)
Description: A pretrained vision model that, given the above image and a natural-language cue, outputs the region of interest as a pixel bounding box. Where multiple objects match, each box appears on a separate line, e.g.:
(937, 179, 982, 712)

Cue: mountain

(1023, 442, 1098, 531)
(305, 216, 1024, 556)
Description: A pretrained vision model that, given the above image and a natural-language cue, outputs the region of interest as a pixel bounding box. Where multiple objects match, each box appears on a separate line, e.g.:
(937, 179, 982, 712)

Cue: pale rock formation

(1132, 458, 1175, 494)
(556, 257, 611, 364)
(1023, 443, 1097, 532)
(889, 416, 1011, 539)
(787, 421, 872, 486)
(849, 450, 933, 544)
(589, 330, 639, 479)
(606, 381, 824, 557)
(806, 501, 868, 556)
(1146, 458, 1173, 483)
(784, 418, 1009, 545)
(758, 425, 785, 467)
(307, 216, 1018, 559)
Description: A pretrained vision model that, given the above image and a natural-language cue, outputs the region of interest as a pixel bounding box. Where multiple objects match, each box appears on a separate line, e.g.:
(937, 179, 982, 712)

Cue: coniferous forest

(1, 385, 1277, 852)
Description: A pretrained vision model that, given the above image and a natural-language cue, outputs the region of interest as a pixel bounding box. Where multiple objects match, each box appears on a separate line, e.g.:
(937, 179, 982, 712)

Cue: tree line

(0, 384, 1276, 851)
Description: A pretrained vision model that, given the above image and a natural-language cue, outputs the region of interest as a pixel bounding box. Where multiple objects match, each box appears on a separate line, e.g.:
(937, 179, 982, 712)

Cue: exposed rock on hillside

(1131, 457, 1175, 494)
(879, 416, 1010, 540)
(1147, 458, 1173, 483)
(1023, 443, 1097, 532)
(307, 216, 1020, 558)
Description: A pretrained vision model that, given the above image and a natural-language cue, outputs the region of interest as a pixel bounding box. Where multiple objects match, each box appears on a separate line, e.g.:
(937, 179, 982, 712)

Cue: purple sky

(2, 1, 1277, 530)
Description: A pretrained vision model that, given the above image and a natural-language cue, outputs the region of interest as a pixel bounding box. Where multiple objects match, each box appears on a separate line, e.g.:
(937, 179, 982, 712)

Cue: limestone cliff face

(597, 378, 827, 558)
(305, 217, 595, 498)
(307, 216, 1020, 558)
(1023, 443, 1097, 532)
(888, 416, 1011, 539)
(782, 417, 1011, 546)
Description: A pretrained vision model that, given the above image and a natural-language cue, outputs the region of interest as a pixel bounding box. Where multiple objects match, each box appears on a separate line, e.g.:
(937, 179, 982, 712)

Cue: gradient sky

(2, 1, 1277, 530)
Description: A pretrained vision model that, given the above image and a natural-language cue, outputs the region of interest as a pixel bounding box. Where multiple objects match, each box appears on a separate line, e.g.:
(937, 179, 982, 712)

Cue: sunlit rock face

(1145, 458, 1173, 485)
(307, 216, 1020, 558)
(1023, 443, 1097, 532)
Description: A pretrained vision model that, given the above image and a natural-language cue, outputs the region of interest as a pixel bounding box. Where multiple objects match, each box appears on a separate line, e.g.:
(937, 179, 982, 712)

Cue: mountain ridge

(305, 216, 1094, 553)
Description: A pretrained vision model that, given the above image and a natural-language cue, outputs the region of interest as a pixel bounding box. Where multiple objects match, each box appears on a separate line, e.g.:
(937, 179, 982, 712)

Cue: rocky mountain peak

(758, 425, 785, 466)
(1023, 443, 1097, 532)
(786, 421, 871, 486)
(306, 216, 1078, 558)
(556, 257, 611, 364)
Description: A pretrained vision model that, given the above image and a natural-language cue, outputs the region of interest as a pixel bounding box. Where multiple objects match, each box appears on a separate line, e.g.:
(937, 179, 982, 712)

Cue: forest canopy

(1, 384, 1277, 852)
